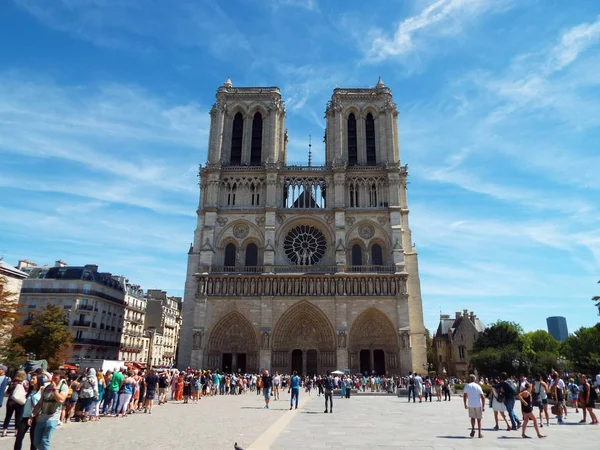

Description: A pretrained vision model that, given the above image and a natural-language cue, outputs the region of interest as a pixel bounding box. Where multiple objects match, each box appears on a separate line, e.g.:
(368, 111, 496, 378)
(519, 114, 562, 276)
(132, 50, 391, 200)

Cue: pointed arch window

(347, 113, 358, 165)
(245, 243, 258, 268)
(365, 113, 376, 165)
(250, 112, 263, 165)
(371, 244, 383, 266)
(230, 112, 243, 165)
(351, 244, 363, 266)
(224, 243, 237, 268)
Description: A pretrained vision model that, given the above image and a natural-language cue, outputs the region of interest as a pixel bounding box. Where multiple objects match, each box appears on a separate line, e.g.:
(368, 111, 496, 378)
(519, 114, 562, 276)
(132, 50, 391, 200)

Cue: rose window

(283, 225, 327, 265)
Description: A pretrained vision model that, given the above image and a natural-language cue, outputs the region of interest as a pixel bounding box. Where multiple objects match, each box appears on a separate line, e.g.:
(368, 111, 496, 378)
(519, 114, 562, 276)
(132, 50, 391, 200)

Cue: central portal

(291, 349, 302, 374)
(306, 349, 318, 376)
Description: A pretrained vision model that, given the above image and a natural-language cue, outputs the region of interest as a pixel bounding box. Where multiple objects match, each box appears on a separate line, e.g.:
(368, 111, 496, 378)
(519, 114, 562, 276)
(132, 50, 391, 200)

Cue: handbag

(550, 404, 562, 416)
(11, 383, 27, 406)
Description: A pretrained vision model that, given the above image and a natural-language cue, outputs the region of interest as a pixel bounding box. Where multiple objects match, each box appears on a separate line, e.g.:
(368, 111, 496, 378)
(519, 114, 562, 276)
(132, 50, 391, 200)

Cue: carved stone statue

(192, 331, 203, 350)
(337, 331, 347, 348)
(261, 331, 270, 349)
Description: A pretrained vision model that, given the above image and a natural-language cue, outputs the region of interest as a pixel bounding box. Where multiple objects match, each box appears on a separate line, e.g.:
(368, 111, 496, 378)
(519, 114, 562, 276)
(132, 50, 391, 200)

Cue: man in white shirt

(463, 374, 486, 438)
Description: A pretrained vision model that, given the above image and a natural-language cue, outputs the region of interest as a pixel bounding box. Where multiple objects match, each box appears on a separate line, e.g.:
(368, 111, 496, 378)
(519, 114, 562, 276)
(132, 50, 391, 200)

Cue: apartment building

(145, 289, 181, 367)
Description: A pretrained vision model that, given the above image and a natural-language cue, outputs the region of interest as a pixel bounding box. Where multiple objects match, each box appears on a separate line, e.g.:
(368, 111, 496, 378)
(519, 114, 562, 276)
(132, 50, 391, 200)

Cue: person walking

(14, 373, 43, 450)
(344, 376, 352, 399)
(496, 372, 520, 430)
(324, 371, 334, 414)
(414, 373, 423, 403)
(578, 373, 598, 424)
(463, 374, 485, 438)
(262, 370, 273, 409)
(2, 370, 27, 437)
(489, 382, 511, 431)
(407, 372, 416, 402)
(517, 382, 546, 439)
(289, 371, 300, 410)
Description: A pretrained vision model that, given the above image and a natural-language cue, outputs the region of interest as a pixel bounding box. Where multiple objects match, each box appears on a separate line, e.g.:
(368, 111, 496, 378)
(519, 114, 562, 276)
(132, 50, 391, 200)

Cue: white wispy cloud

(547, 16, 600, 72)
(271, 0, 319, 12)
(366, 0, 513, 62)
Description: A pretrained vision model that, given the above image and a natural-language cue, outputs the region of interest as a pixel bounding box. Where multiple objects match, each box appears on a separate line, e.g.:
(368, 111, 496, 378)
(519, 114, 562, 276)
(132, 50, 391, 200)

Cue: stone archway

(271, 301, 336, 375)
(205, 311, 259, 373)
(348, 307, 398, 375)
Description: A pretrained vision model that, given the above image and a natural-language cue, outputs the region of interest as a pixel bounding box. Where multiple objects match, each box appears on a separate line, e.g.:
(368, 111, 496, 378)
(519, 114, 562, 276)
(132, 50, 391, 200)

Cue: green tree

(0, 275, 23, 363)
(473, 320, 524, 352)
(12, 304, 73, 368)
(425, 328, 435, 370)
(561, 324, 600, 374)
(471, 321, 525, 376)
(522, 330, 560, 375)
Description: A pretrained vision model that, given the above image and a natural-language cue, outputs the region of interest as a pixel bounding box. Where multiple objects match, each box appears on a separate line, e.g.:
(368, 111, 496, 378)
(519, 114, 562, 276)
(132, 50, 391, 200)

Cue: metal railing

(21, 287, 124, 305)
(72, 320, 91, 327)
(77, 304, 94, 311)
(74, 337, 120, 347)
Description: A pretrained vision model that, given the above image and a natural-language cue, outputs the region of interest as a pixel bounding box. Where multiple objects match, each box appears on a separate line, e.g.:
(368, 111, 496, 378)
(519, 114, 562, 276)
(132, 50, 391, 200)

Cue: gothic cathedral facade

(178, 78, 427, 375)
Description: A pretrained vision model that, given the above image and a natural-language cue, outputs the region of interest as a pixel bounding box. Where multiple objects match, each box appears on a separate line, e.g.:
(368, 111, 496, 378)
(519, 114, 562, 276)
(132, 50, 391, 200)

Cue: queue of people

(462, 370, 599, 439)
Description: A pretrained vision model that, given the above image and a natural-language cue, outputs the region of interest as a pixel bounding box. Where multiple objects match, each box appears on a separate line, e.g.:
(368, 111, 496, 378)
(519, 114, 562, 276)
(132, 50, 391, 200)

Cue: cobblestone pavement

(0, 393, 598, 449)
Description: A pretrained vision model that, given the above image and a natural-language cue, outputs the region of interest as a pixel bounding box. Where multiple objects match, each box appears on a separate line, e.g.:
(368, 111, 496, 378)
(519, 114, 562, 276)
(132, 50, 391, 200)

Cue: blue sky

(1, 0, 599, 334)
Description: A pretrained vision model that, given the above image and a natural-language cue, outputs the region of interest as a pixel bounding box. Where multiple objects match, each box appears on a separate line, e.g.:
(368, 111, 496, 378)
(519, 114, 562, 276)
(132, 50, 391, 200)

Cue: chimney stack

(54, 260, 67, 268)
(455, 312, 461, 319)
(463, 309, 468, 317)
(469, 311, 475, 322)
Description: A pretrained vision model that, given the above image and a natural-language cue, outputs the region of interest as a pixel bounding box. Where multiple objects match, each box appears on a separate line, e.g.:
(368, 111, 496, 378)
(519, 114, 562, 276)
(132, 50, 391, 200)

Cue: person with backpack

(77, 368, 98, 423)
(1, 370, 27, 437)
(495, 372, 520, 430)
(324, 371, 334, 414)
(407, 372, 416, 403)
(288, 371, 300, 410)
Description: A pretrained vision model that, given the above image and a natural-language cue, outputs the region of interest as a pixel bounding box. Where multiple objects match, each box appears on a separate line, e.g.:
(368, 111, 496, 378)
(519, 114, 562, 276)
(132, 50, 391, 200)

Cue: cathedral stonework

(178, 78, 427, 375)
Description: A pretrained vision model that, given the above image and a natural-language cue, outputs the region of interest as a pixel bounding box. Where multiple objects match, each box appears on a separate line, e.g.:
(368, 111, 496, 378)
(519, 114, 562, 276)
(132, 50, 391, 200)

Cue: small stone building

(178, 78, 428, 375)
(433, 310, 486, 378)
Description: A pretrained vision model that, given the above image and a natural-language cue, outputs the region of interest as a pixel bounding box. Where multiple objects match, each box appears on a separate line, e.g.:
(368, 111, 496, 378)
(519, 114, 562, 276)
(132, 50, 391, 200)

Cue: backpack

(409, 377, 415, 386)
(326, 376, 335, 391)
(590, 385, 598, 400)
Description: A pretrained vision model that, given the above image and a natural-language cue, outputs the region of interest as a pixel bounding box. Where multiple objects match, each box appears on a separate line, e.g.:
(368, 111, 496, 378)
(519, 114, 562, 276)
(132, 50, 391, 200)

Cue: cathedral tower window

(365, 113, 376, 165)
(371, 244, 383, 266)
(250, 112, 263, 165)
(224, 243, 237, 268)
(245, 243, 258, 267)
(347, 113, 358, 166)
(351, 244, 363, 266)
(250, 183, 260, 206)
(227, 183, 237, 206)
(230, 112, 243, 165)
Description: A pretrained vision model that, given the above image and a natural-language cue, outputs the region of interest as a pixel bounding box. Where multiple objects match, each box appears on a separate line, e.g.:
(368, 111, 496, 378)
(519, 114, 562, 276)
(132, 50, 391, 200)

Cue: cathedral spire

(376, 76, 385, 88)
(223, 76, 232, 88)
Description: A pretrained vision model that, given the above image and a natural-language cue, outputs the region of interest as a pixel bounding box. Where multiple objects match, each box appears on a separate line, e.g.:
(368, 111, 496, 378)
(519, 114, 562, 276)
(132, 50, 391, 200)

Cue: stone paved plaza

(0, 393, 598, 449)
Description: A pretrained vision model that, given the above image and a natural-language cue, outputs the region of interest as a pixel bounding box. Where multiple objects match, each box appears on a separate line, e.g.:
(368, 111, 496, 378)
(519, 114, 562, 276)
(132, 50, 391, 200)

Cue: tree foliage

(425, 328, 435, 368)
(561, 324, 600, 374)
(12, 304, 73, 369)
(0, 275, 22, 360)
(473, 320, 524, 352)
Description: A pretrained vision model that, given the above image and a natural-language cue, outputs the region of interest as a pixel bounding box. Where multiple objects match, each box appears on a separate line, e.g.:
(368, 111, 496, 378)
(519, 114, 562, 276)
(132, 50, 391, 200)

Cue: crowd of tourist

(0, 361, 598, 448)
(460, 370, 599, 439)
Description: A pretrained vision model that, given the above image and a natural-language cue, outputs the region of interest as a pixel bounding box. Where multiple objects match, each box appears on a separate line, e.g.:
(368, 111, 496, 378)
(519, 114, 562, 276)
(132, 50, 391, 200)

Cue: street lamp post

(511, 359, 520, 374)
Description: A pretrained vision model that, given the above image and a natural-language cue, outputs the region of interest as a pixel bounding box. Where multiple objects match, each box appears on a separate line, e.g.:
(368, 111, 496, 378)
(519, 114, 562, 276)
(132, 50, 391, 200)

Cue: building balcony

(126, 303, 146, 314)
(74, 337, 120, 348)
(129, 317, 144, 325)
(164, 322, 176, 329)
(196, 270, 407, 298)
(124, 330, 142, 337)
(72, 320, 91, 327)
(20, 287, 124, 305)
(202, 265, 397, 275)
(163, 351, 174, 358)
(76, 304, 94, 311)
(120, 345, 143, 353)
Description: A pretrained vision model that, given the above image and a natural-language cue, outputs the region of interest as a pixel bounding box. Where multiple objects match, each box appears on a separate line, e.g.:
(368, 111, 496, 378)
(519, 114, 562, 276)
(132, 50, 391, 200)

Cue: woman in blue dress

(340, 376, 346, 399)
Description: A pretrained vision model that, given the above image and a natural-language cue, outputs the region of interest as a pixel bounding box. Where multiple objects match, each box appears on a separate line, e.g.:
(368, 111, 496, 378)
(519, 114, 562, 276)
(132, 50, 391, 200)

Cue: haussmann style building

(178, 78, 427, 376)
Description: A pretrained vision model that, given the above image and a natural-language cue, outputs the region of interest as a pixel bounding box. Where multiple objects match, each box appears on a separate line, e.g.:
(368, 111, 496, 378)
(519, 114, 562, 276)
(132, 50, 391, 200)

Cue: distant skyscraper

(546, 316, 569, 341)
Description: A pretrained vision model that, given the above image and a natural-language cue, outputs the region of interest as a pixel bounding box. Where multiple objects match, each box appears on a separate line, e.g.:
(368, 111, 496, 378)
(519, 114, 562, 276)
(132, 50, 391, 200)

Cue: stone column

(369, 350, 375, 374)
(241, 116, 251, 164)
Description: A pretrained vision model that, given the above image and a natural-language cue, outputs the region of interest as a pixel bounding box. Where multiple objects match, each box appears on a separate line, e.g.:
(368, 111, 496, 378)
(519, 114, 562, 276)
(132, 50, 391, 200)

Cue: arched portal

(271, 301, 336, 375)
(348, 307, 398, 375)
(206, 311, 259, 374)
